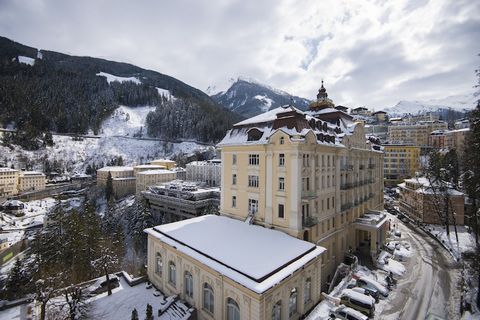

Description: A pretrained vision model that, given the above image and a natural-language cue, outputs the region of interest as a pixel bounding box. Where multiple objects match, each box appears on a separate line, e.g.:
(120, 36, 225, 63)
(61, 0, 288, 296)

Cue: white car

(356, 277, 389, 297)
(330, 305, 368, 320)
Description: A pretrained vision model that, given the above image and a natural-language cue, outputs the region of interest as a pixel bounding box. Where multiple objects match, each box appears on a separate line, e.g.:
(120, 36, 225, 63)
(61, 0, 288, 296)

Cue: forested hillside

(0, 36, 241, 149)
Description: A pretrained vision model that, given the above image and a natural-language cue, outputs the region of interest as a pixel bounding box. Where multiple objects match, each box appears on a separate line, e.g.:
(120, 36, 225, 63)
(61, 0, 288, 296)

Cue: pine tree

(131, 308, 139, 320)
(106, 171, 113, 201)
(146, 304, 153, 320)
(4, 259, 24, 300)
(91, 243, 119, 296)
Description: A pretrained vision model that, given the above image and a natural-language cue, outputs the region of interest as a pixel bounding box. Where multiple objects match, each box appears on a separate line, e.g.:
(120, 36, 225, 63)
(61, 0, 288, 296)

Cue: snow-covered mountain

(211, 77, 311, 118)
(385, 93, 478, 116)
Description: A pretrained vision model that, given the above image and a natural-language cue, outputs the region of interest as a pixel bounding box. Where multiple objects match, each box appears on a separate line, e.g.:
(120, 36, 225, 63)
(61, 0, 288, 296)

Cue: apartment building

(387, 120, 448, 146)
(398, 177, 464, 225)
(146, 215, 324, 320)
(217, 84, 387, 287)
(136, 169, 176, 195)
(429, 128, 470, 154)
(186, 159, 221, 187)
(0, 168, 19, 197)
(18, 171, 46, 192)
(142, 181, 220, 222)
(382, 144, 421, 186)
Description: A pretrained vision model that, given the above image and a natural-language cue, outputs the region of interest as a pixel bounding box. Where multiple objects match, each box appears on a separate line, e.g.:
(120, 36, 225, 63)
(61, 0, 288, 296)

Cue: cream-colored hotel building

(146, 83, 387, 319)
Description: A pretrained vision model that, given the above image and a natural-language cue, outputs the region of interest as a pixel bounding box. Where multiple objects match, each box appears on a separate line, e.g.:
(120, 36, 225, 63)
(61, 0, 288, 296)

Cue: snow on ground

(1, 198, 57, 238)
(96, 72, 141, 85)
(18, 55, 35, 66)
(156, 87, 175, 100)
(87, 277, 193, 320)
(426, 224, 477, 259)
(100, 105, 156, 137)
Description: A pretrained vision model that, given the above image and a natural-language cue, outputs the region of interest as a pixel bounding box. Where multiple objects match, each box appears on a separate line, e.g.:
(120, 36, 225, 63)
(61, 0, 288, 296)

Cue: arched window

(288, 288, 297, 317)
(304, 278, 311, 304)
(280, 137, 285, 145)
(272, 301, 281, 320)
(184, 271, 193, 298)
(155, 252, 162, 276)
(226, 297, 240, 320)
(203, 283, 214, 314)
(168, 261, 176, 286)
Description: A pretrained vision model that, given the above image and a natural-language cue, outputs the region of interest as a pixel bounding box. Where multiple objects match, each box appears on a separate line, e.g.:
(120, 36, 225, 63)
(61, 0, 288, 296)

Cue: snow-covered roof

(20, 171, 45, 176)
(401, 177, 464, 196)
(145, 215, 325, 293)
(0, 167, 18, 173)
(97, 166, 134, 172)
(150, 159, 175, 163)
(136, 169, 175, 175)
(134, 164, 166, 169)
(234, 105, 302, 126)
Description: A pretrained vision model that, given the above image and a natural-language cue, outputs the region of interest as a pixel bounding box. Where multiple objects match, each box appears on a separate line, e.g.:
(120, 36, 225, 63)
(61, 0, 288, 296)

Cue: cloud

(0, 0, 478, 108)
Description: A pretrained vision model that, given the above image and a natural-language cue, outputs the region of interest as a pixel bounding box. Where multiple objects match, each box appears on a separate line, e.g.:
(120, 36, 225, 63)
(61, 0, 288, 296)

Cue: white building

(186, 159, 221, 187)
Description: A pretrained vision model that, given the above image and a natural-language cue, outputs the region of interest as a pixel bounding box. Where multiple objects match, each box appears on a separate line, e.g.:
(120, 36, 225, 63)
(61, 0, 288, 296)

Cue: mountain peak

(211, 77, 311, 118)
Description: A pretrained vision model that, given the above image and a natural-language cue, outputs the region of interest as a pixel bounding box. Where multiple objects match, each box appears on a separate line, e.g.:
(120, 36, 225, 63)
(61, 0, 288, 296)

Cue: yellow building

(97, 166, 136, 198)
(97, 166, 134, 185)
(387, 120, 448, 146)
(136, 169, 176, 195)
(217, 83, 387, 288)
(382, 144, 420, 186)
(146, 215, 325, 320)
(0, 168, 19, 197)
(18, 171, 46, 192)
(150, 159, 177, 170)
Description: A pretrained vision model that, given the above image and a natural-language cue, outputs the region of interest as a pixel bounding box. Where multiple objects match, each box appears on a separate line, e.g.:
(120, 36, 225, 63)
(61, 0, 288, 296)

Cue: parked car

(330, 305, 368, 320)
(340, 289, 375, 317)
(347, 284, 380, 302)
(356, 277, 389, 297)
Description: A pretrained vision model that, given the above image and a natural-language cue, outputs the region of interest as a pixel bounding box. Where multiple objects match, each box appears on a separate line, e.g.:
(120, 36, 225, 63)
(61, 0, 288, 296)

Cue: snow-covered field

(99, 105, 156, 137)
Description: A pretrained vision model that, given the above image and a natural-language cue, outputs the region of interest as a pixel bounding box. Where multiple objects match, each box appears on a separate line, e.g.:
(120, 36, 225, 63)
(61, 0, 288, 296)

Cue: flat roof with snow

(97, 166, 134, 172)
(145, 215, 325, 293)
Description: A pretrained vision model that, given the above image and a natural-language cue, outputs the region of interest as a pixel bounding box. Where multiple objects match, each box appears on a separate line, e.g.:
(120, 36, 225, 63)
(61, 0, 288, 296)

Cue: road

(378, 213, 461, 319)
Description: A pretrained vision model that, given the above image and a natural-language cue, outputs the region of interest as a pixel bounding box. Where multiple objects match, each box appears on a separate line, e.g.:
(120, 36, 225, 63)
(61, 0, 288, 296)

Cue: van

(340, 289, 375, 317)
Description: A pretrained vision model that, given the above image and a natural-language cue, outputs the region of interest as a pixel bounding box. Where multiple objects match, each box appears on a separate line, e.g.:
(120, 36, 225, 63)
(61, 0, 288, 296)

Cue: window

(232, 196, 236, 208)
(279, 177, 285, 190)
(272, 301, 282, 320)
(168, 261, 176, 286)
(279, 153, 285, 166)
(155, 252, 162, 276)
(248, 175, 259, 188)
(203, 283, 214, 314)
(227, 298, 240, 320)
(248, 154, 259, 166)
(302, 177, 310, 191)
(278, 204, 284, 219)
(327, 198, 330, 210)
(332, 197, 335, 208)
(232, 154, 237, 165)
(184, 272, 193, 298)
(280, 137, 285, 145)
(289, 288, 298, 317)
(303, 154, 310, 167)
(304, 279, 312, 304)
(248, 199, 258, 214)
(232, 174, 237, 185)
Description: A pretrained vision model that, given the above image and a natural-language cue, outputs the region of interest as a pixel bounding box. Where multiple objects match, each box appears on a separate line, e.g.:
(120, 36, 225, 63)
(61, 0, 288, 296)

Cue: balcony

(368, 164, 376, 169)
(341, 202, 352, 211)
(340, 183, 353, 190)
(302, 216, 318, 228)
(340, 164, 353, 171)
(359, 164, 365, 170)
(301, 190, 316, 199)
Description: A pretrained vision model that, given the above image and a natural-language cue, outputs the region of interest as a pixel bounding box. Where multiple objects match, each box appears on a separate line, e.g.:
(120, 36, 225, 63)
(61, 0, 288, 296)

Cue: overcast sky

(0, 0, 479, 108)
